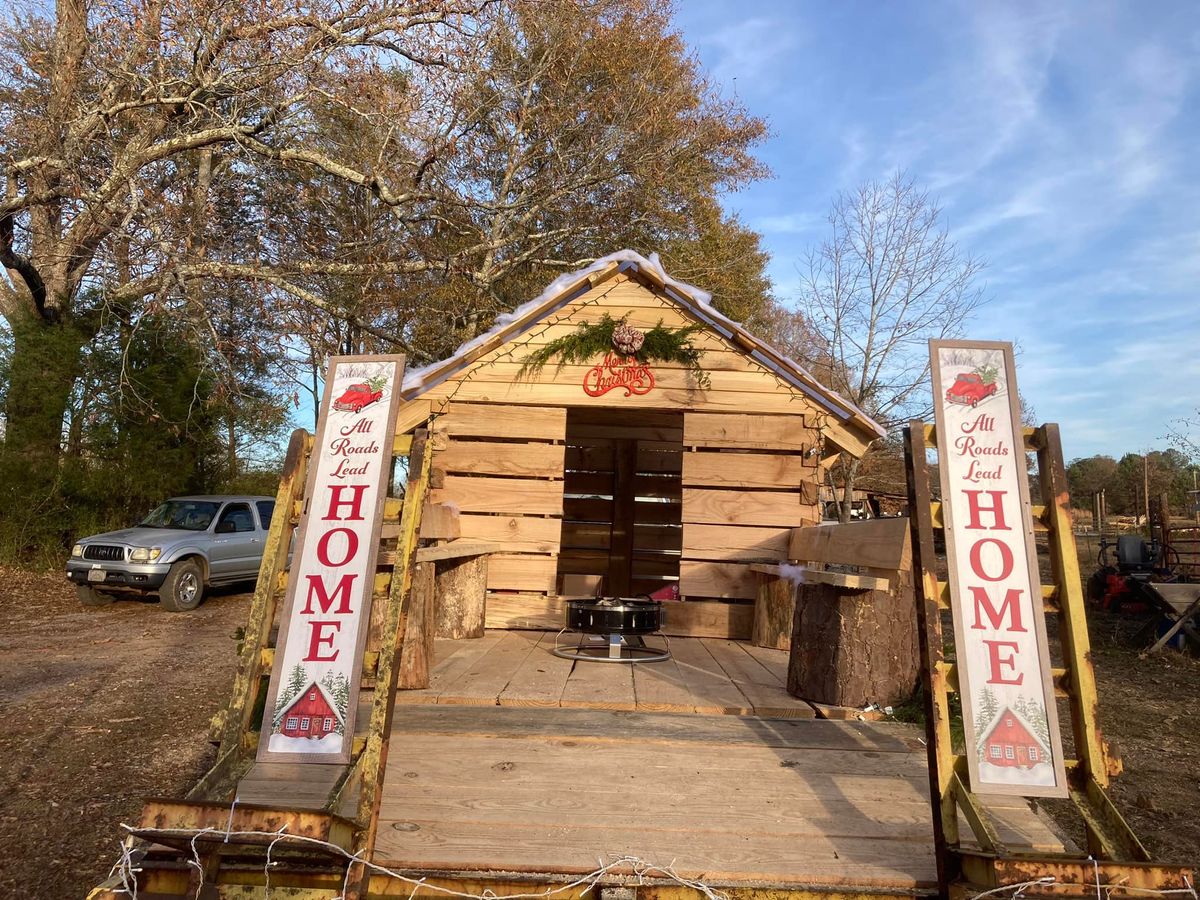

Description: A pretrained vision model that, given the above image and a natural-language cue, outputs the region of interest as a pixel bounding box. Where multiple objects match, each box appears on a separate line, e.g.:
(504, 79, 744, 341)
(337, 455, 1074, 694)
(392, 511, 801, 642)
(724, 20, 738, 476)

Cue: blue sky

(672, 1, 1200, 461)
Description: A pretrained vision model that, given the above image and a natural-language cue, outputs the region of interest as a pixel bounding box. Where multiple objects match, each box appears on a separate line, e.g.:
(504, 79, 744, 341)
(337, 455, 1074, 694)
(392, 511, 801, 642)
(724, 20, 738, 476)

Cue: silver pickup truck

(66, 495, 275, 611)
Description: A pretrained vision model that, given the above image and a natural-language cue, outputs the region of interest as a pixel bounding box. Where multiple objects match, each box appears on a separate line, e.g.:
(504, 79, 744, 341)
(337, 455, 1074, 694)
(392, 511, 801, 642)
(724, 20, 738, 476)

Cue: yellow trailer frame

(87, 419, 1192, 900)
(903, 421, 1192, 897)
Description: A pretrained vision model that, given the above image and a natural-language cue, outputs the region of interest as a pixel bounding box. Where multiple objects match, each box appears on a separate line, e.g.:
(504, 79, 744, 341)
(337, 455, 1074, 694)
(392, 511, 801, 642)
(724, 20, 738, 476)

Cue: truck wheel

(160, 559, 205, 611)
(77, 585, 115, 607)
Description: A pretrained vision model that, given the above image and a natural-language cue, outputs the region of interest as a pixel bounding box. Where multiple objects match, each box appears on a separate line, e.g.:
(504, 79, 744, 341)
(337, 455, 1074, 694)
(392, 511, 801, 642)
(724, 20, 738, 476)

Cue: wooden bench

(752, 518, 919, 715)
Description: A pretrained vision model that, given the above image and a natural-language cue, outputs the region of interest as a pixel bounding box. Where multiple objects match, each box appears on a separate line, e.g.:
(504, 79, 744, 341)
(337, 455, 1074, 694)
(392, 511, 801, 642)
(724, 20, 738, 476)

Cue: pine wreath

(517, 314, 710, 388)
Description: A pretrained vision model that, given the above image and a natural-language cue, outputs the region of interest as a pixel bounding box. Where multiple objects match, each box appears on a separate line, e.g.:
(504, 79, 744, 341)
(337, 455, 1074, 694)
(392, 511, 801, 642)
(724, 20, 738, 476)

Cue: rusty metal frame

(904, 420, 1190, 898)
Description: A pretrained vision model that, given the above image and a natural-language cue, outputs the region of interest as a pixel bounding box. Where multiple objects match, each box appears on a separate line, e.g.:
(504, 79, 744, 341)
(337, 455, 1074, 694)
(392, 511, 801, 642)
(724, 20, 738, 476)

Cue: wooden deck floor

(377, 704, 934, 888)
(235, 631, 1068, 892)
(394, 630, 816, 718)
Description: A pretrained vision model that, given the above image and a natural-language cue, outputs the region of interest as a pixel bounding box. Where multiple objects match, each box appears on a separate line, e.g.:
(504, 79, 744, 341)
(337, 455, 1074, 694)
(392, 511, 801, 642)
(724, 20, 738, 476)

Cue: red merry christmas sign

(582, 352, 656, 397)
(257, 354, 405, 764)
(930, 340, 1067, 797)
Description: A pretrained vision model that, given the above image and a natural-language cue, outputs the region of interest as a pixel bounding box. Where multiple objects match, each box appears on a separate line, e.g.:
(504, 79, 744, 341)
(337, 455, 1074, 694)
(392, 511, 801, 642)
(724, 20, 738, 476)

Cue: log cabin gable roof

(400, 251, 885, 457)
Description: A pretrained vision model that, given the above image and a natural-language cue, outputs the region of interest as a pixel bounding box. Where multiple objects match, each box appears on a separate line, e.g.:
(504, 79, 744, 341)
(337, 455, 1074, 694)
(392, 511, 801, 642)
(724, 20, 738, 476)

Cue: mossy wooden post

(216, 428, 312, 760)
(397, 560, 436, 688)
(345, 427, 432, 899)
(904, 422, 960, 893)
(1035, 423, 1148, 861)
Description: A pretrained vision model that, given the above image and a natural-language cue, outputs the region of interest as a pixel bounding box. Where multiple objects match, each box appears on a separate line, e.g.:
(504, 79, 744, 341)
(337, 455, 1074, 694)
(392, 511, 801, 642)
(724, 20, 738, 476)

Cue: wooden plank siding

(413, 285, 827, 419)
(679, 412, 821, 605)
(427, 402, 565, 595)
(401, 277, 839, 628)
(436, 440, 564, 478)
(430, 477, 562, 515)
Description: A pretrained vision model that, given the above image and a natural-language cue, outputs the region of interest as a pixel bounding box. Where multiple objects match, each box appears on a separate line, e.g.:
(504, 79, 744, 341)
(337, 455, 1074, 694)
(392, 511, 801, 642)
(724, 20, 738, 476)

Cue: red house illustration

(276, 681, 343, 740)
(978, 706, 1049, 768)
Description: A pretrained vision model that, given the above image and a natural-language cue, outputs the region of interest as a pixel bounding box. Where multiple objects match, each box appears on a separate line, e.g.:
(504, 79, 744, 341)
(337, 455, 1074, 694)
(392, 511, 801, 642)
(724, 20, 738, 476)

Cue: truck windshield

(140, 500, 221, 531)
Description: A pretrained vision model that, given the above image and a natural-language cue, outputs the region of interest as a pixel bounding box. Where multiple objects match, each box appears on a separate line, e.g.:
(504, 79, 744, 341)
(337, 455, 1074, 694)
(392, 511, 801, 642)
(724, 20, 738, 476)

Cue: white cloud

(676, 0, 1200, 457)
(692, 17, 797, 96)
(752, 212, 822, 235)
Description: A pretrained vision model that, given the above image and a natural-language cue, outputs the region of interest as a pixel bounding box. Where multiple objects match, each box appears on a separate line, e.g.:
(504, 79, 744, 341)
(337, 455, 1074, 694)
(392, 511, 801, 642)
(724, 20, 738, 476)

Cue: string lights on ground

(109, 822, 735, 900)
(106, 821, 1196, 900)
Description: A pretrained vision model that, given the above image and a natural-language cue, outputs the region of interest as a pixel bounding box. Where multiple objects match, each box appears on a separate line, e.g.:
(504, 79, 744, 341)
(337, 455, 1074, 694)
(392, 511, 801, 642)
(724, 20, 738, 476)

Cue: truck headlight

(130, 547, 162, 562)
(72, 544, 83, 558)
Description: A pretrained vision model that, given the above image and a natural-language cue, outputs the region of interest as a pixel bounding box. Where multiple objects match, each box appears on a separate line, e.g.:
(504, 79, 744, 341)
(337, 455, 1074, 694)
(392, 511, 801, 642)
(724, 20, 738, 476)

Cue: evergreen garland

(517, 314, 710, 387)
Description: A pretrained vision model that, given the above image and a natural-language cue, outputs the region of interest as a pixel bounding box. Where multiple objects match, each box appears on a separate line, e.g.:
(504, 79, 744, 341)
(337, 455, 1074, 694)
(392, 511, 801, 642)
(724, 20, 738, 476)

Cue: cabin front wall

(396, 274, 834, 638)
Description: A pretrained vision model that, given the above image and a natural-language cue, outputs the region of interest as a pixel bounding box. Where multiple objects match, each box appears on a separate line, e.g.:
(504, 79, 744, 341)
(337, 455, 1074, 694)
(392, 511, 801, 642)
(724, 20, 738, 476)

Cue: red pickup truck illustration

(945, 372, 999, 407)
(333, 382, 384, 413)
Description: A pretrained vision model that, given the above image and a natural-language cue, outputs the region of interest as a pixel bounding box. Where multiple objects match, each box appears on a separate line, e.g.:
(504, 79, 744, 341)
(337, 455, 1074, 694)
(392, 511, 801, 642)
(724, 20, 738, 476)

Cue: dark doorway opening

(557, 409, 683, 596)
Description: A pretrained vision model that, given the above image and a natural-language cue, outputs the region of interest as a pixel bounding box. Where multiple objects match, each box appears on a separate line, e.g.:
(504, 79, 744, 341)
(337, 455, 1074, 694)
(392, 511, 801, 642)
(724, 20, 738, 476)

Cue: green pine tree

(974, 686, 1000, 737)
(1014, 695, 1052, 749)
(274, 664, 309, 726)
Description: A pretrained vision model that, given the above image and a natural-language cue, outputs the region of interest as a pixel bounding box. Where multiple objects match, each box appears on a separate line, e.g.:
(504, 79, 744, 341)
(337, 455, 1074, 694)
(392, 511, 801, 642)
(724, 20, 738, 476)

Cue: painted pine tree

(273, 664, 309, 727)
(974, 686, 1000, 738)
(1013, 695, 1052, 749)
(321, 671, 352, 734)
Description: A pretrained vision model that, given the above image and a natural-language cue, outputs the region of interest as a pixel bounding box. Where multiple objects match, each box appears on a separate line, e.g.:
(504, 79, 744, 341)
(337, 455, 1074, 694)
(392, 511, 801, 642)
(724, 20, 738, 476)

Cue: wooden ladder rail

(195, 427, 420, 799)
(193, 428, 315, 798)
(904, 420, 1169, 899)
(342, 426, 432, 899)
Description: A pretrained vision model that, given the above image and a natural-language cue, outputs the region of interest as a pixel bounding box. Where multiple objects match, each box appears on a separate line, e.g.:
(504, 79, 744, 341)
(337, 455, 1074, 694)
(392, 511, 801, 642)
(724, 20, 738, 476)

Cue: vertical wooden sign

(930, 340, 1067, 797)
(258, 354, 406, 764)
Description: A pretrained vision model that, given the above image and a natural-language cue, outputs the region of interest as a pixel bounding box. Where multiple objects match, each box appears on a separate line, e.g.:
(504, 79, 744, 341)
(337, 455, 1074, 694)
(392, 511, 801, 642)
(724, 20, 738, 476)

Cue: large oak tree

(1, 0, 768, 490)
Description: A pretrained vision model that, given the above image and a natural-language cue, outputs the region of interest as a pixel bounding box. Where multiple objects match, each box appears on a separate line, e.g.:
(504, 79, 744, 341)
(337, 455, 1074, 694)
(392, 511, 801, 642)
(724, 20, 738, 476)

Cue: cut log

(786, 573, 919, 708)
(398, 561, 436, 689)
(752, 575, 794, 651)
(434, 554, 488, 640)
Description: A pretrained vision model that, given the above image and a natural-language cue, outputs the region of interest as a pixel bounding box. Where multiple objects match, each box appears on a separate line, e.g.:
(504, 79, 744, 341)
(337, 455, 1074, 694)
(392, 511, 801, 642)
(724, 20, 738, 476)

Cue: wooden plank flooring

(231, 631, 1064, 890)
(393, 631, 817, 718)
(378, 704, 939, 888)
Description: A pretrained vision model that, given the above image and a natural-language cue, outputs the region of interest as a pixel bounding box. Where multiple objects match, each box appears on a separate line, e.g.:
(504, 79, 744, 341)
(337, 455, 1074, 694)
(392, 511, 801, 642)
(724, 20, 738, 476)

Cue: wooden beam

(788, 518, 912, 571)
(418, 501, 460, 541)
(683, 412, 812, 451)
(346, 428, 432, 895)
(903, 422, 959, 892)
(414, 539, 499, 562)
(393, 400, 432, 435)
(750, 564, 890, 592)
(1035, 424, 1113, 791)
(136, 799, 355, 851)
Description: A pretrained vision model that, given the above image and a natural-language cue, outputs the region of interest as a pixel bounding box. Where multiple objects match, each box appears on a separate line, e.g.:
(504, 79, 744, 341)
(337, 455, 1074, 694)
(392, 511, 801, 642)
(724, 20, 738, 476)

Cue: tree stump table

(785, 573, 919, 709)
(753, 519, 920, 713)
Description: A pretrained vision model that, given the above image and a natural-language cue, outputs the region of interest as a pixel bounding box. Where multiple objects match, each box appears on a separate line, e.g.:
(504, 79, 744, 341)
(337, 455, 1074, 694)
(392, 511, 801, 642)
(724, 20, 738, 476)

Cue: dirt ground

(0, 569, 252, 899)
(0, 562, 1197, 898)
(1055, 606, 1200, 867)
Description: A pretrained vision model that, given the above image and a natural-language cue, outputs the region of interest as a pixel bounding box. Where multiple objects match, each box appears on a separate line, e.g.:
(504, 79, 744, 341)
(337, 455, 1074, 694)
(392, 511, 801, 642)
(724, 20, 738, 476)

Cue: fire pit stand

(554, 597, 670, 663)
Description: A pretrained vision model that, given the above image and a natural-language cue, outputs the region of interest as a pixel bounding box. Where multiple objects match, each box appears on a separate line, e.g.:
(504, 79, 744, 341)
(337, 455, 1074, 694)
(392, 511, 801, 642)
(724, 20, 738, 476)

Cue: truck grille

(83, 545, 125, 561)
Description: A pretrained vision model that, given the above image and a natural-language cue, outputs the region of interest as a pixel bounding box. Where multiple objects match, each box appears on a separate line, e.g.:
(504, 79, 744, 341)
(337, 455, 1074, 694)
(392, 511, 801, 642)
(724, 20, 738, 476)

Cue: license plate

(87, 569, 106, 583)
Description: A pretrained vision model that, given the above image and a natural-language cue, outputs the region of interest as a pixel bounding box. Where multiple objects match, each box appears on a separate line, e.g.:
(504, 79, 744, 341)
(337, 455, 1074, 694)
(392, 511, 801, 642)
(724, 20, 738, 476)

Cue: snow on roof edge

(401, 250, 702, 393)
(398, 249, 885, 439)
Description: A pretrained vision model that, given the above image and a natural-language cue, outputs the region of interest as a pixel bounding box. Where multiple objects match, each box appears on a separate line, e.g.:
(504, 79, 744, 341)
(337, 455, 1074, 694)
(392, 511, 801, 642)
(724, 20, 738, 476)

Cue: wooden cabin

(392, 250, 885, 639)
(95, 252, 1148, 900)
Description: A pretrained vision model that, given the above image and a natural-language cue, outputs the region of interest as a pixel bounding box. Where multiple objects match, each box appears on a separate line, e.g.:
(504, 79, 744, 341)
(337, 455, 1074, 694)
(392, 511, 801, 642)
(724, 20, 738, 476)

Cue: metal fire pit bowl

(554, 597, 670, 663)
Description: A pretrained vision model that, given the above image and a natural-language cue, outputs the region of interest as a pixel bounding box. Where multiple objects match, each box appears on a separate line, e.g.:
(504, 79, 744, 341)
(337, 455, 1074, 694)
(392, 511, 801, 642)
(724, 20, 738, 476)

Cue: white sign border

(930, 339, 1068, 798)
(256, 353, 406, 765)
